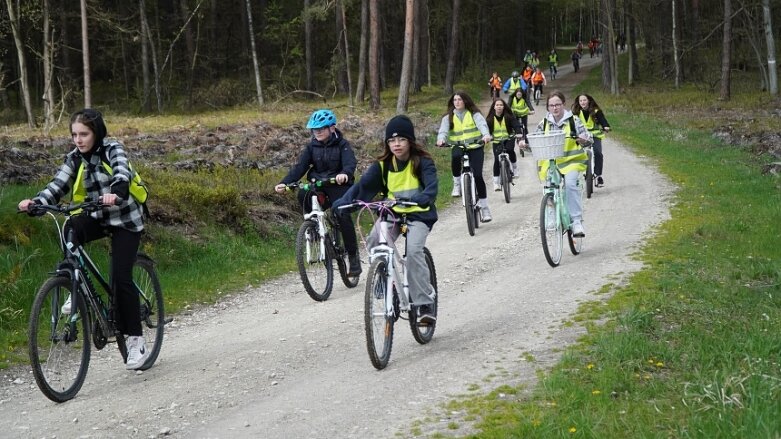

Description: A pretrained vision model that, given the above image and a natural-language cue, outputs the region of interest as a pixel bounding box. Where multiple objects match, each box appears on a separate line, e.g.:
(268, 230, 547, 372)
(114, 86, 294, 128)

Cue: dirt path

(0, 55, 674, 438)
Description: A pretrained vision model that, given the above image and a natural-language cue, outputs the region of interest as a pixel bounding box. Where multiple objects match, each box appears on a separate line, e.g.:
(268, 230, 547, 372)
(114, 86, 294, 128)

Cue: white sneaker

(125, 336, 151, 370)
(61, 295, 72, 314)
(512, 164, 519, 179)
(493, 176, 501, 191)
(451, 177, 461, 197)
(480, 206, 493, 222)
(572, 221, 585, 237)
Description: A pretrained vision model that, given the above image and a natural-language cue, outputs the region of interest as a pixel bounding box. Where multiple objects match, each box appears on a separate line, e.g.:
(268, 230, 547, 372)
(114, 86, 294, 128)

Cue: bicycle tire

(330, 224, 360, 289)
(500, 158, 512, 204)
(585, 149, 594, 199)
(409, 248, 438, 344)
(296, 220, 334, 301)
(540, 192, 563, 267)
(133, 254, 164, 370)
(364, 257, 394, 370)
(462, 173, 476, 236)
(567, 229, 583, 255)
(28, 276, 90, 403)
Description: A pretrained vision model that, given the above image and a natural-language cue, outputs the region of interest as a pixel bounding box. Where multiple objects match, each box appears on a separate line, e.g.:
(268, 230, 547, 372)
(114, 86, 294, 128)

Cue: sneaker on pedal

(348, 253, 362, 276)
(572, 221, 585, 237)
(480, 206, 493, 223)
(61, 294, 72, 314)
(451, 177, 462, 197)
(417, 305, 436, 325)
(125, 335, 150, 370)
(596, 175, 604, 187)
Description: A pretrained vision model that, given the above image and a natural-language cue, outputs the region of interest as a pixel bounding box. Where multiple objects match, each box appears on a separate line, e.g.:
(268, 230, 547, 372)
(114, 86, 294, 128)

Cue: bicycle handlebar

(284, 178, 338, 192)
(440, 140, 486, 149)
(19, 199, 123, 217)
(337, 199, 419, 212)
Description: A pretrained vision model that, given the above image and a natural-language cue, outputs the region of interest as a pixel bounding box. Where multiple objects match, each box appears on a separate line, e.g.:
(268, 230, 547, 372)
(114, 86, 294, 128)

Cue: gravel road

(0, 55, 674, 438)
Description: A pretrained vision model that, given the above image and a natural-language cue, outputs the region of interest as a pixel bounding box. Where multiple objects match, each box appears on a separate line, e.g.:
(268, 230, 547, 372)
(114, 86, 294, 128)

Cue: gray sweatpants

(366, 220, 434, 306)
(564, 170, 583, 222)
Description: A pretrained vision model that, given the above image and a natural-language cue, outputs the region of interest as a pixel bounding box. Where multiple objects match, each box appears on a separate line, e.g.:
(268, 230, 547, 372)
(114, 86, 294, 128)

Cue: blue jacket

(502, 77, 528, 93)
(281, 128, 357, 184)
(334, 157, 438, 228)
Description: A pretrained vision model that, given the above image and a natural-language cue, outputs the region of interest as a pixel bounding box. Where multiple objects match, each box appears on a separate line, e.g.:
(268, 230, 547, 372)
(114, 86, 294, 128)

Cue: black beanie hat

(385, 115, 416, 142)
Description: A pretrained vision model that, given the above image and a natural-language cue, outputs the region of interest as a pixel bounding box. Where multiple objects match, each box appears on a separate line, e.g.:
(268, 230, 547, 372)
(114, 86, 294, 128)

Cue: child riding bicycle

(274, 109, 361, 276)
(333, 115, 438, 324)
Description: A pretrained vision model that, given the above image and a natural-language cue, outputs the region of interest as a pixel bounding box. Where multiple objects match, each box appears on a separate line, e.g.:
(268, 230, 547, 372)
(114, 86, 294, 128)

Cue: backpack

(72, 145, 149, 213)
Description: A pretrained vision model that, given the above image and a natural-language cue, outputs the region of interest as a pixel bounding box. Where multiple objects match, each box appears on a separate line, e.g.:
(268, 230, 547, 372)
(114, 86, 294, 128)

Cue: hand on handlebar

(99, 194, 121, 206)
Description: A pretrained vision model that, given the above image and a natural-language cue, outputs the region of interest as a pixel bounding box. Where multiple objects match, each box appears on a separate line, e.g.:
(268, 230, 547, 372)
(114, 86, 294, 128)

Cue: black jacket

(281, 128, 358, 184)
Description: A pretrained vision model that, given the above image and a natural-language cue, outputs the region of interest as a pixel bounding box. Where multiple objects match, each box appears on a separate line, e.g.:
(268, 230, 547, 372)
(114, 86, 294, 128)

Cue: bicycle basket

(527, 131, 566, 160)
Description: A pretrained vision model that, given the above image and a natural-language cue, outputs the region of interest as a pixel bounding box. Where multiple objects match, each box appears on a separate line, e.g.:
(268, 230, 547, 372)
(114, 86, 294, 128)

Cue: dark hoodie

(280, 128, 358, 184)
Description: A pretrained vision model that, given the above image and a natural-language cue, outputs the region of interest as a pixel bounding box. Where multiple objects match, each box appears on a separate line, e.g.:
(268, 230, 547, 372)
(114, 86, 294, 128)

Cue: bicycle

(494, 138, 517, 204)
(23, 200, 165, 403)
(443, 140, 485, 237)
(339, 200, 438, 370)
(533, 84, 543, 106)
(285, 179, 360, 301)
(584, 144, 595, 199)
(549, 64, 557, 80)
(527, 132, 584, 267)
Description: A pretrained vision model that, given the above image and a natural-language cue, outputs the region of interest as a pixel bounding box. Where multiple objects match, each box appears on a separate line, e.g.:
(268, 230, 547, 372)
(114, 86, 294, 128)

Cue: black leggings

(451, 147, 487, 199)
(492, 139, 517, 176)
(593, 137, 604, 176)
(65, 215, 142, 336)
(297, 185, 358, 255)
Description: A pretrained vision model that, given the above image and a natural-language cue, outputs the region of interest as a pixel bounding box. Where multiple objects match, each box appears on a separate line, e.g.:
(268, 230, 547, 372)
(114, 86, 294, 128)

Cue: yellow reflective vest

(537, 117, 588, 180)
(380, 157, 429, 214)
(448, 111, 482, 145)
(511, 96, 530, 117)
(577, 109, 606, 139)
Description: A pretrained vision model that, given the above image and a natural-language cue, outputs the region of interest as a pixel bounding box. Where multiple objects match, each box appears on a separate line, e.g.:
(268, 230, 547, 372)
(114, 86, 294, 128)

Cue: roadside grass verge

(436, 94, 781, 436)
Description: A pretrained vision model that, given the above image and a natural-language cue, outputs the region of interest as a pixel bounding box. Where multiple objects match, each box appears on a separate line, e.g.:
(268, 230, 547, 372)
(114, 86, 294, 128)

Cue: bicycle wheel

(462, 173, 476, 236)
(500, 158, 512, 204)
(540, 192, 563, 267)
(364, 257, 394, 370)
(331, 227, 360, 289)
(409, 248, 438, 344)
(133, 254, 164, 370)
(28, 276, 90, 403)
(585, 150, 594, 199)
(568, 229, 584, 255)
(535, 88, 541, 105)
(296, 220, 334, 301)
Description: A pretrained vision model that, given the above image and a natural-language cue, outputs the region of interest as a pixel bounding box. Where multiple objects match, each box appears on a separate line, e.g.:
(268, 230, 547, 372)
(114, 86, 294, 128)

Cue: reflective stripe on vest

(537, 117, 588, 180)
(511, 97, 529, 117)
(379, 159, 429, 214)
(508, 77, 523, 91)
(449, 111, 482, 144)
(548, 54, 558, 64)
(492, 117, 509, 141)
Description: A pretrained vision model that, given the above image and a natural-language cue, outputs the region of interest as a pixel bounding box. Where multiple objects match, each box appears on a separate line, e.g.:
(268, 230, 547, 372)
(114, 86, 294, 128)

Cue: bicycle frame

(543, 159, 573, 231)
(303, 193, 329, 263)
(368, 214, 412, 318)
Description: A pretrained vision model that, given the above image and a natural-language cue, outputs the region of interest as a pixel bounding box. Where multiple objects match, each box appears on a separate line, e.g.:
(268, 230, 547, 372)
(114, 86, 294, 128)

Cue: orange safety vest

(522, 68, 532, 81)
(489, 76, 502, 89)
(531, 71, 545, 85)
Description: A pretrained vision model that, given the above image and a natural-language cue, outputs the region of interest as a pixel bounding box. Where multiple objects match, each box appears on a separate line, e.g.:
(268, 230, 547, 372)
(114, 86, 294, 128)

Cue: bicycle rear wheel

(409, 248, 438, 344)
(500, 158, 512, 204)
(462, 173, 476, 236)
(296, 220, 334, 301)
(568, 229, 583, 255)
(540, 192, 563, 267)
(365, 257, 394, 370)
(585, 149, 594, 199)
(330, 225, 360, 288)
(28, 276, 90, 403)
(133, 254, 164, 370)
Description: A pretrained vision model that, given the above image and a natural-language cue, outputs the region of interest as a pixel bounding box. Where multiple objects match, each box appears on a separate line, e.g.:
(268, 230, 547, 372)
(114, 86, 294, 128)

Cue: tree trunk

(334, 0, 349, 95)
(43, 0, 56, 131)
(355, 0, 368, 102)
(600, 0, 619, 94)
(338, 0, 354, 108)
(304, 0, 314, 92)
(762, 0, 778, 95)
(396, 0, 415, 114)
(369, 0, 381, 110)
(140, 0, 151, 112)
(443, 0, 460, 95)
(719, 0, 732, 100)
(627, 0, 638, 85)
(80, 0, 92, 108)
(672, 0, 681, 88)
(140, 0, 162, 112)
(245, 0, 264, 107)
(179, 0, 197, 106)
(5, 0, 35, 127)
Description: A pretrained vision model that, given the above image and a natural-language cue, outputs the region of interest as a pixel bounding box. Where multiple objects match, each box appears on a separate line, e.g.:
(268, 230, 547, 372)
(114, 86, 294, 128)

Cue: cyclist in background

(274, 109, 362, 276)
(521, 65, 534, 90)
(521, 91, 592, 237)
(333, 116, 438, 324)
(572, 94, 612, 187)
(508, 87, 535, 140)
(436, 91, 494, 222)
(502, 70, 527, 94)
(523, 49, 534, 67)
(548, 49, 559, 79)
(486, 99, 523, 190)
(17, 108, 150, 370)
(571, 50, 581, 73)
(488, 71, 502, 100)
(531, 67, 547, 102)
(529, 51, 541, 70)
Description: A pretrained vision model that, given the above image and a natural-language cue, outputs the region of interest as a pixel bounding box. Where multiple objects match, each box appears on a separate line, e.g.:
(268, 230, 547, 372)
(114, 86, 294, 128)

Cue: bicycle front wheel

(296, 220, 334, 301)
(568, 229, 584, 255)
(28, 276, 90, 403)
(540, 192, 563, 267)
(409, 248, 438, 344)
(462, 173, 476, 236)
(133, 254, 164, 370)
(500, 158, 512, 204)
(364, 257, 394, 370)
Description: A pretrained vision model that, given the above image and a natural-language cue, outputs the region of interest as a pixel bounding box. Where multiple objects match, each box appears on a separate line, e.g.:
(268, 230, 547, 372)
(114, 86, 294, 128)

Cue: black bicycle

(286, 179, 360, 301)
(24, 200, 165, 403)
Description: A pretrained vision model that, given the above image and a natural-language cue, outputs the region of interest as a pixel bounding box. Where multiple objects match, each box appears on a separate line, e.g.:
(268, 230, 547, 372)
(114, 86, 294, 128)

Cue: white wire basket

(527, 131, 566, 160)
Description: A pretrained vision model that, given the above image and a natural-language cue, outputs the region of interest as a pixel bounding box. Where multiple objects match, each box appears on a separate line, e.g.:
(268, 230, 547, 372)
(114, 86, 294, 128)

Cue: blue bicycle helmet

(306, 109, 337, 129)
